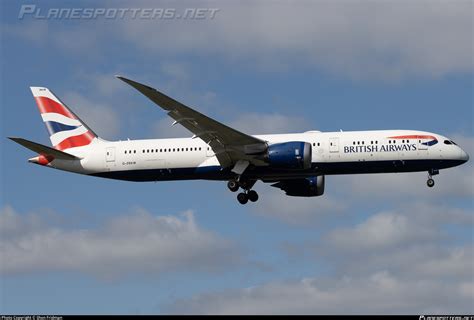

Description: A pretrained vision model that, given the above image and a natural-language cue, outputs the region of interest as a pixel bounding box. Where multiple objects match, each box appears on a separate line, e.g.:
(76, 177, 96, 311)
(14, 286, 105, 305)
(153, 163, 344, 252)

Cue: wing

(117, 76, 268, 168)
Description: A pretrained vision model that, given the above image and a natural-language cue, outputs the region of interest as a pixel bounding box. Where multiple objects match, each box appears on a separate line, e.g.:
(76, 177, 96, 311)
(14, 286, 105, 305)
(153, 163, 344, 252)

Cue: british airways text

(344, 143, 417, 153)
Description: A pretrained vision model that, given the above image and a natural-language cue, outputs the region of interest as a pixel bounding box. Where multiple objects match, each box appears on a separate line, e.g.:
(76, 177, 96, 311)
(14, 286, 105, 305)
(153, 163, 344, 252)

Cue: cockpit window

(451, 140, 458, 146)
(444, 140, 452, 145)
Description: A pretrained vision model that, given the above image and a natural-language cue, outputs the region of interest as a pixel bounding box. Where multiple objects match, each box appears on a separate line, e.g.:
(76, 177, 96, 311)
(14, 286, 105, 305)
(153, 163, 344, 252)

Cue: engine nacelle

(271, 176, 325, 197)
(267, 141, 312, 170)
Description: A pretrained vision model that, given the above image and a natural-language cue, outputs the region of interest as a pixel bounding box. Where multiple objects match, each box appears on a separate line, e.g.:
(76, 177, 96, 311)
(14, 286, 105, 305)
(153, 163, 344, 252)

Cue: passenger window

(125, 151, 127, 154)
(317, 143, 320, 146)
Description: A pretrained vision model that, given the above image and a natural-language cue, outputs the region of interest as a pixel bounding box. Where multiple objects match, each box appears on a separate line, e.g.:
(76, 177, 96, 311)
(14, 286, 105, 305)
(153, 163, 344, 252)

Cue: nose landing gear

(427, 178, 435, 188)
(427, 169, 439, 188)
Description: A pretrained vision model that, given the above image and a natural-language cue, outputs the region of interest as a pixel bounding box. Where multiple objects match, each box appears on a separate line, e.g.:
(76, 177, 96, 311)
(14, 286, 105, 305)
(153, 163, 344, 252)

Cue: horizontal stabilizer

(8, 137, 81, 160)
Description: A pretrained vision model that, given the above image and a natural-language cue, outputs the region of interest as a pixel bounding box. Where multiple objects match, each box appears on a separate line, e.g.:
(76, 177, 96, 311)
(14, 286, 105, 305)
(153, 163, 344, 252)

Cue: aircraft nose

(460, 148, 469, 163)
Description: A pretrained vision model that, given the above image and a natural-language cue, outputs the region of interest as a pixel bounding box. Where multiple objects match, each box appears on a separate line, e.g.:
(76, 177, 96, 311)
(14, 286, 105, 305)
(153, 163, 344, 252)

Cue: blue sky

(1, 0, 473, 314)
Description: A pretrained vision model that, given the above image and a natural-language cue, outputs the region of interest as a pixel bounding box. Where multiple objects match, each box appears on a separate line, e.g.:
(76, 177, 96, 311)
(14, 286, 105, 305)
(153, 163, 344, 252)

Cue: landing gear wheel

(427, 178, 435, 188)
(248, 190, 259, 202)
(227, 180, 239, 192)
(237, 192, 248, 204)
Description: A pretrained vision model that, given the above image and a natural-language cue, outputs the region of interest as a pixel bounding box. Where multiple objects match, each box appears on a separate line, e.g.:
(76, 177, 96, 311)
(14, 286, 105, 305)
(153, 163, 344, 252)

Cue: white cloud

(229, 113, 311, 135)
(324, 211, 436, 251)
(152, 117, 192, 138)
(116, 1, 473, 80)
(309, 204, 472, 280)
(7, 1, 472, 80)
(163, 269, 473, 314)
(74, 72, 124, 96)
(0, 206, 238, 279)
(2, 20, 49, 45)
(160, 61, 191, 84)
(252, 189, 345, 225)
(62, 91, 121, 139)
(163, 203, 474, 314)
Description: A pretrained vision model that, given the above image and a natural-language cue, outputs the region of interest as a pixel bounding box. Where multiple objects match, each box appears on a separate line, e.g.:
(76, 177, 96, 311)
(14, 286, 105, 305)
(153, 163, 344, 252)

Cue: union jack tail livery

(30, 87, 97, 150)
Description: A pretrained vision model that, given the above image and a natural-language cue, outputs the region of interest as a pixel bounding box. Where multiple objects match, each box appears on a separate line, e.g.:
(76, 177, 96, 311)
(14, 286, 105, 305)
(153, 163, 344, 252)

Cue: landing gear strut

(427, 169, 439, 188)
(228, 179, 258, 204)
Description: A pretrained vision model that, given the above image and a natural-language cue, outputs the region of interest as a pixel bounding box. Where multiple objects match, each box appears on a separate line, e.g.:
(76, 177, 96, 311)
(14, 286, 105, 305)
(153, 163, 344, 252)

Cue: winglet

(116, 75, 156, 92)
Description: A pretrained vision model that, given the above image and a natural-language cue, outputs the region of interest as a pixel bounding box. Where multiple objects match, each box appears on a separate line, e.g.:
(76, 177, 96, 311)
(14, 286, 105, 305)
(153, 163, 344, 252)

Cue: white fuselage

(42, 129, 469, 182)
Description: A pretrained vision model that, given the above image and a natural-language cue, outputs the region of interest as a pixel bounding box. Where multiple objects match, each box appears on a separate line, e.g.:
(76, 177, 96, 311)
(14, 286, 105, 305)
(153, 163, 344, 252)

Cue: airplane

(9, 76, 469, 204)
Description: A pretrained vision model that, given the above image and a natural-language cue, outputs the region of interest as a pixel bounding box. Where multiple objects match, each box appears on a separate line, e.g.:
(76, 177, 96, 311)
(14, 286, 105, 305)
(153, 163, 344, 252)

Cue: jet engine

(266, 141, 312, 170)
(271, 176, 325, 197)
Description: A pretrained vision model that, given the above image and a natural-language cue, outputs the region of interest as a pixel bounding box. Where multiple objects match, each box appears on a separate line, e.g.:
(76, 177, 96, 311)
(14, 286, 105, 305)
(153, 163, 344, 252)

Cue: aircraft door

(206, 145, 215, 157)
(106, 147, 116, 165)
(329, 137, 339, 153)
(418, 139, 428, 150)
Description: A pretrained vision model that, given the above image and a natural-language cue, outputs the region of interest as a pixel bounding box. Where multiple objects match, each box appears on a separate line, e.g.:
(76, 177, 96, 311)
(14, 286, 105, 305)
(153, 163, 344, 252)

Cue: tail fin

(30, 87, 97, 150)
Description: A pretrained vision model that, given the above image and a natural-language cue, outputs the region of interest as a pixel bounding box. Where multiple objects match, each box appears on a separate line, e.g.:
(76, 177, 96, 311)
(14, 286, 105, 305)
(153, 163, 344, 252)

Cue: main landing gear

(227, 179, 258, 204)
(427, 169, 439, 188)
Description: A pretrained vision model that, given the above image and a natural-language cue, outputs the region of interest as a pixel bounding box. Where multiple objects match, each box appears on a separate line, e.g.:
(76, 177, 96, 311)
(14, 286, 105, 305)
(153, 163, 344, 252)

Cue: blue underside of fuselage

(89, 159, 466, 182)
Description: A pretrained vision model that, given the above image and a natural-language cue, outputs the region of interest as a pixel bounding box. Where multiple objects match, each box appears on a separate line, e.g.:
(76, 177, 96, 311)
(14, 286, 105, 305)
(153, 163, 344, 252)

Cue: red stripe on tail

(35, 96, 77, 119)
(54, 132, 95, 150)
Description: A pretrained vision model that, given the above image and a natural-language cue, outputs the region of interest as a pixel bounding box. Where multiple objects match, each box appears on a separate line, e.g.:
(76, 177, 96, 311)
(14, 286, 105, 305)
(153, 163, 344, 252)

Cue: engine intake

(271, 176, 325, 197)
(267, 141, 312, 170)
